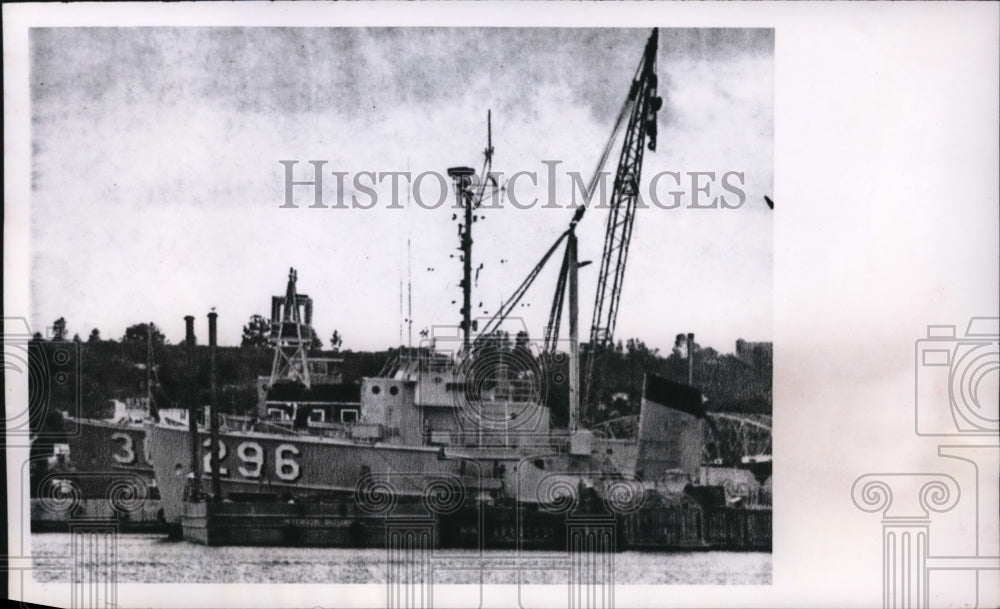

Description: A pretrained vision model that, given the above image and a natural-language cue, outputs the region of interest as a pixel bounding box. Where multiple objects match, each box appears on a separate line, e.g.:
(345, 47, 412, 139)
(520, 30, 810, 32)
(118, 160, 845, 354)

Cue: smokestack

(207, 311, 221, 501)
(184, 315, 201, 498)
(184, 315, 196, 349)
(208, 312, 218, 349)
(686, 333, 695, 386)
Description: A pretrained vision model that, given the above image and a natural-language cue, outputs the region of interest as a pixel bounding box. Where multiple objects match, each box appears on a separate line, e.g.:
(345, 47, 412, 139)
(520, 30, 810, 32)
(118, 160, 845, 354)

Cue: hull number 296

(202, 439, 301, 482)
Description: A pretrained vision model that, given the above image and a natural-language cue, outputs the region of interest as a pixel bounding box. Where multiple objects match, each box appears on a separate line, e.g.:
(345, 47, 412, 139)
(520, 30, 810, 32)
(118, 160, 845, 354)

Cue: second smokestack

(208, 312, 218, 349)
(184, 315, 196, 350)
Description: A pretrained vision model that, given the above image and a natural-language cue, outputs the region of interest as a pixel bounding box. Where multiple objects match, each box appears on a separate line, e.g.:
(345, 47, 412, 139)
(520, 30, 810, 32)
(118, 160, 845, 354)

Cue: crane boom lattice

(584, 29, 662, 418)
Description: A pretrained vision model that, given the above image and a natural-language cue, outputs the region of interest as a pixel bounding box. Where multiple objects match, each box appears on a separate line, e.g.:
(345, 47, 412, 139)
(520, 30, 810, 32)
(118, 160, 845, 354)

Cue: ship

(35, 329, 167, 530)
(146, 263, 762, 548)
(146, 28, 771, 548)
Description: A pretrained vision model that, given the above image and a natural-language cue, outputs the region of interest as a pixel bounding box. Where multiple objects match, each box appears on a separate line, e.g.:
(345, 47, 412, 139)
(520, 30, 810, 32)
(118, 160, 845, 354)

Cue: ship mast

(566, 222, 581, 431)
(447, 111, 496, 354)
(448, 165, 476, 351)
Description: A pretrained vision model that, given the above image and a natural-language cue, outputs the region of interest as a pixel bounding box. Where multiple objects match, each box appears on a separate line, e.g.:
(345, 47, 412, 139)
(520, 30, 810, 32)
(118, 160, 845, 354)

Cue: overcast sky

(30, 27, 773, 352)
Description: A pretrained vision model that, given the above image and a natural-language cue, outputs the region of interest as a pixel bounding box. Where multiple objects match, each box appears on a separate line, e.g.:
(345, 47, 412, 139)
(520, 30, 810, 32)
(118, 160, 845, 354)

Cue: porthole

(389, 386, 399, 396)
(371, 385, 381, 395)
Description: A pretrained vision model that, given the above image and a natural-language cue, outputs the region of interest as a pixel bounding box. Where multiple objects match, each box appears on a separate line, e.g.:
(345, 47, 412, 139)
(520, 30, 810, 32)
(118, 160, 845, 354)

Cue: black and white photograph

(4, 3, 997, 609)
(23, 22, 773, 582)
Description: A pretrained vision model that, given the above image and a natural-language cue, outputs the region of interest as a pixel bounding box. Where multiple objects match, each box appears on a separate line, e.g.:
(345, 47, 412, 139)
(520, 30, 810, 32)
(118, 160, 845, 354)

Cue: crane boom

(584, 28, 661, 418)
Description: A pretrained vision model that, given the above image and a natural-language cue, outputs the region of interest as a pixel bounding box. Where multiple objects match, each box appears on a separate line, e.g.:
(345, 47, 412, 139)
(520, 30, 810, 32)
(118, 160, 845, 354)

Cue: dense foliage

(27, 332, 770, 436)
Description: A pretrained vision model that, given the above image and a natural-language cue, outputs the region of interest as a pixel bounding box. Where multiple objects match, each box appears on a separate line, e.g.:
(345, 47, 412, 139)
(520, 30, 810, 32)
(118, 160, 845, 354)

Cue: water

(32, 533, 771, 585)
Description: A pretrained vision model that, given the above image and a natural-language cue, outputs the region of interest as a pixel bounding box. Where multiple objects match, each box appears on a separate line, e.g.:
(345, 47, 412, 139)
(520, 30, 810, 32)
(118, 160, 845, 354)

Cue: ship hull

(38, 417, 163, 528)
(64, 417, 154, 478)
(148, 423, 468, 525)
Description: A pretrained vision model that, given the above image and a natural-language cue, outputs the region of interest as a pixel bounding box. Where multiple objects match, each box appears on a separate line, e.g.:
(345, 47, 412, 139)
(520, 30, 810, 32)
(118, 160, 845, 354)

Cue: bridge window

(340, 409, 359, 423)
(309, 410, 325, 423)
(309, 361, 328, 376)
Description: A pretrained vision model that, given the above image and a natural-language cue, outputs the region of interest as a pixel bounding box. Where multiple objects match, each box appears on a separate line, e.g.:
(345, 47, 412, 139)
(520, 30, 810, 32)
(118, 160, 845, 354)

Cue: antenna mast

(407, 157, 414, 350)
(407, 238, 413, 349)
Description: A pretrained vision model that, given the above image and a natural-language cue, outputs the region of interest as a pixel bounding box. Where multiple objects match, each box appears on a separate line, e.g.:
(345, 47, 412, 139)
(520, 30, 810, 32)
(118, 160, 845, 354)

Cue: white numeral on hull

(202, 438, 229, 476)
(111, 432, 135, 464)
(112, 432, 152, 466)
(276, 444, 300, 481)
(237, 441, 263, 478)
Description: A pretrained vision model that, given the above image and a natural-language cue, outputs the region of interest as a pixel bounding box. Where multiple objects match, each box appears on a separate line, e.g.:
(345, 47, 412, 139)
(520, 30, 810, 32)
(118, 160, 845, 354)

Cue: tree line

(40, 315, 346, 351)
(36, 317, 167, 345)
(30, 317, 770, 432)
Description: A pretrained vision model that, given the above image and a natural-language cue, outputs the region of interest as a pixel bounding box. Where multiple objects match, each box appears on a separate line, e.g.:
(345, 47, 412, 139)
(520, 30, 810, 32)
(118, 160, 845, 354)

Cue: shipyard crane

(582, 28, 661, 420)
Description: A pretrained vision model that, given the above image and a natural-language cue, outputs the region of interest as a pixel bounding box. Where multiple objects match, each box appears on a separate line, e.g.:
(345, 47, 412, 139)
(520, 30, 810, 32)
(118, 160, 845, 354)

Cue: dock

(179, 486, 771, 552)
